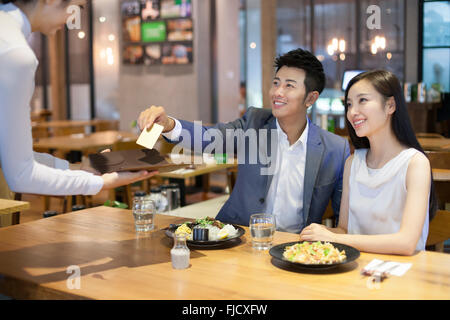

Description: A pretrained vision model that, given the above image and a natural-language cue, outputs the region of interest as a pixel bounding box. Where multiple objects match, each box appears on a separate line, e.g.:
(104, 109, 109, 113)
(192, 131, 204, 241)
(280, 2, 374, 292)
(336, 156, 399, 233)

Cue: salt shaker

(171, 233, 190, 269)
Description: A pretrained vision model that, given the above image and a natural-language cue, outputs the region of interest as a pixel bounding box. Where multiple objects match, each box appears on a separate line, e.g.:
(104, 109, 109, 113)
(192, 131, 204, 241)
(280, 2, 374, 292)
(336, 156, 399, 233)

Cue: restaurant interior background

(7, 0, 448, 237)
(27, 0, 450, 134)
(2, 0, 450, 301)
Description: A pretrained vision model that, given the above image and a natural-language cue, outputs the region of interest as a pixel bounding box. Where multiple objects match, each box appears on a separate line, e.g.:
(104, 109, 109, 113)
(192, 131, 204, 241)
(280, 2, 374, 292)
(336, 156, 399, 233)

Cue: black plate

(164, 224, 245, 246)
(269, 241, 360, 269)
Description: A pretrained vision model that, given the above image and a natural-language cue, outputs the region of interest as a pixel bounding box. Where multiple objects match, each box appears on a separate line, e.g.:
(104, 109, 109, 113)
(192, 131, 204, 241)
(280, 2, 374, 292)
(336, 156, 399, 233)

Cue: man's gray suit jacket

(167, 107, 350, 232)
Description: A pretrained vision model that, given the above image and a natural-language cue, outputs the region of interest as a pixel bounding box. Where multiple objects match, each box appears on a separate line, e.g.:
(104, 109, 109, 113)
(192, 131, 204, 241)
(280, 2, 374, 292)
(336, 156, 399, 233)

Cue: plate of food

(269, 241, 360, 269)
(165, 217, 245, 246)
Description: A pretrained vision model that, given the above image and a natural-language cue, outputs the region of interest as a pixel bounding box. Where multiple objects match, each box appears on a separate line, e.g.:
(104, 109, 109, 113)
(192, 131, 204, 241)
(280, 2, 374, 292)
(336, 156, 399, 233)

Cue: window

(276, 0, 405, 117)
(421, 0, 450, 92)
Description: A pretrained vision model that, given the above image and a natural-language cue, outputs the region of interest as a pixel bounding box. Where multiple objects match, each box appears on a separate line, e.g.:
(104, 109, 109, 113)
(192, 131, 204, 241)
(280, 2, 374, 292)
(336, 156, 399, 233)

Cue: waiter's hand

(138, 105, 175, 132)
(101, 170, 159, 191)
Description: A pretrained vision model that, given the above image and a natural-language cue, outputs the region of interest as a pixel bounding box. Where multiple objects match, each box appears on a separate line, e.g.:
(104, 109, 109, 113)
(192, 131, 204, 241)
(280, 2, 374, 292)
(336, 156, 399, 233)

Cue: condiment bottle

(171, 233, 190, 269)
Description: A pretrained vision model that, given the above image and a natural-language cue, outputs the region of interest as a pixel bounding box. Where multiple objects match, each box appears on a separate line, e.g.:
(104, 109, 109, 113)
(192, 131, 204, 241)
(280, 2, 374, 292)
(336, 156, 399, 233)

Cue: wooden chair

(94, 119, 119, 132)
(226, 167, 238, 193)
(321, 201, 335, 227)
(426, 209, 450, 252)
(426, 151, 450, 169)
(31, 126, 50, 141)
(417, 133, 445, 139)
(30, 109, 52, 122)
(154, 136, 175, 154)
(426, 151, 450, 210)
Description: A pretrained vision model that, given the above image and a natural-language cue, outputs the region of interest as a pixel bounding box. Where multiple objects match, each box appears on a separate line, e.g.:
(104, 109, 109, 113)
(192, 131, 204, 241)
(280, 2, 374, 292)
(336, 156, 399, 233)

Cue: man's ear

(305, 91, 320, 108)
(386, 96, 396, 115)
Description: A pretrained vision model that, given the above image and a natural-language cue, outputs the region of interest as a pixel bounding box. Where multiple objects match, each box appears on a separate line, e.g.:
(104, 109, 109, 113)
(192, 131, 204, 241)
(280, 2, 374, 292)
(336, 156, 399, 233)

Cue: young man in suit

(138, 48, 350, 233)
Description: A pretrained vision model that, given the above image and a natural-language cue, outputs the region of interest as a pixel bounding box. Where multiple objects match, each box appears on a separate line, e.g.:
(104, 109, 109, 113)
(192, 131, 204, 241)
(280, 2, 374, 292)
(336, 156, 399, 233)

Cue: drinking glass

(249, 213, 276, 250)
(133, 198, 155, 233)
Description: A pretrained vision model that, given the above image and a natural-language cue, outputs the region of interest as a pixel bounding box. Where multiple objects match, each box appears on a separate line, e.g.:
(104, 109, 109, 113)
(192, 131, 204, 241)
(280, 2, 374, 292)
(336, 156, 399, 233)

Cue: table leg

(169, 178, 186, 207)
(202, 174, 210, 201)
(12, 212, 20, 225)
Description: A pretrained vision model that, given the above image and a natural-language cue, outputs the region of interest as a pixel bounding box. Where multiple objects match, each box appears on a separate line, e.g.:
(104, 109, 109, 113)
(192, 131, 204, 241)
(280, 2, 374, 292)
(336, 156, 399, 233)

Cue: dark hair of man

(344, 69, 437, 220)
(274, 48, 326, 95)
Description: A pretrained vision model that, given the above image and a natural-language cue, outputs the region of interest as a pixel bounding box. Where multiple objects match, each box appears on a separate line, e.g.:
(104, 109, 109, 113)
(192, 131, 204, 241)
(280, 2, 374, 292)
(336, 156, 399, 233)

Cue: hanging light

(371, 42, 378, 55)
(371, 35, 387, 55)
(339, 39, 346, 53)
(332, 38, 339, 52)
(327, 44, 335, 56)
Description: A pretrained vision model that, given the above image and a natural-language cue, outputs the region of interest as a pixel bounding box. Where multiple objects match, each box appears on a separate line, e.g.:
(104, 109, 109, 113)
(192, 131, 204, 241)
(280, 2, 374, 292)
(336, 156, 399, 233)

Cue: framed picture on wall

(123, 16, 141, 42)
(121, 0, 141, 17)
(123, 45, 144, 64)
(167, 18, 193, 41)
(141, 21, 167, 42)
(141, 0, 160, 21)
(144, 44, 162, 65)
(161, 43, 193, 65)
(160, 0, 191, 18)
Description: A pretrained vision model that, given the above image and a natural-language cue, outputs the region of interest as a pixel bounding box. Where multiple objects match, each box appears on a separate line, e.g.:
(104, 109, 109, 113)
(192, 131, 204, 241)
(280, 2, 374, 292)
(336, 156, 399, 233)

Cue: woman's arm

(33, 152, 70, 169)
(300, 152, 431, 255)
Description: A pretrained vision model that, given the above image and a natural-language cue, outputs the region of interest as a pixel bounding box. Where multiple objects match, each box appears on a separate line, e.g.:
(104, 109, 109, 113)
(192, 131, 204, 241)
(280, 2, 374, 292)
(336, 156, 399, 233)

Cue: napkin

(362, 259, 412, 277)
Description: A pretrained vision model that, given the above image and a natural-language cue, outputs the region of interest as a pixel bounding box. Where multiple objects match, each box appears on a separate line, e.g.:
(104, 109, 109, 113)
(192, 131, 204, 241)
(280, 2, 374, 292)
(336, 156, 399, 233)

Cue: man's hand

(138, 105, 175, 132)
(101, 170, 159, 191)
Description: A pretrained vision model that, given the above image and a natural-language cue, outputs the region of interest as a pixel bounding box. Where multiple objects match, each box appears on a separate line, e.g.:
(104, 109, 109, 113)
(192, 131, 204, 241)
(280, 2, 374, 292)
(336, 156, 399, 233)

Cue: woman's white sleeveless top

(348, 148, 429, 251)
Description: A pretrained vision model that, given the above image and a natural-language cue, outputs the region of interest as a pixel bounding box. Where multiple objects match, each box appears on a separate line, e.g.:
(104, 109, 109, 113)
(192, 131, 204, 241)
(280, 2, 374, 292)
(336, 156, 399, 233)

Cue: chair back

(95, 120, 119, 132)
(0, 169, 13, 200)
(417, 133, 445, 139)
(426, 210, 450, 251)
(426, 151, 450, 169)
(154, 137, 175, 154)
(112, 138, 143, 152)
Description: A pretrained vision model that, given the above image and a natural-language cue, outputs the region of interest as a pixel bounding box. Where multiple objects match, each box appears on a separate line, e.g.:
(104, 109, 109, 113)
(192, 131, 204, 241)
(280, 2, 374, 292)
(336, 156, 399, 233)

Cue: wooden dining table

(33, 130, 138, 156)
(31, 119, 119, 133)
(158, 156, 237, 206)
(0, 205, 448, 300)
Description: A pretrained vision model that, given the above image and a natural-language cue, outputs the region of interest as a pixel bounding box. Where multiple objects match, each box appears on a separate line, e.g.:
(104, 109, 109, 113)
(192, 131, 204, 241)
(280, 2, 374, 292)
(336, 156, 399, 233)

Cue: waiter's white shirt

(0, 3, 103, 195)
(163, 117, 309, 233)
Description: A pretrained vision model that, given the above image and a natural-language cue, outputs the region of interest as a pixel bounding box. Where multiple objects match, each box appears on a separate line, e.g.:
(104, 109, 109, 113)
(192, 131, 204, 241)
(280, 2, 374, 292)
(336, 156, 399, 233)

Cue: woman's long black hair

(344, 70, 437, 220)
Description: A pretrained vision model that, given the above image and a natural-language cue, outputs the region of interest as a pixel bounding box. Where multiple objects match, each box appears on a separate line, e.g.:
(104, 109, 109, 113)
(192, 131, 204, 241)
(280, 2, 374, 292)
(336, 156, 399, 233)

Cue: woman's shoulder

(407, 150, 431, 172)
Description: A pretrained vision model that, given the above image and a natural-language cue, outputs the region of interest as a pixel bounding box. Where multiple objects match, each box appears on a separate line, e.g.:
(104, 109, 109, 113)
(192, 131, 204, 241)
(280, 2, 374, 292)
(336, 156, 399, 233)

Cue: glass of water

(133, 198, 155, 233)
(249, 213, 276, 250)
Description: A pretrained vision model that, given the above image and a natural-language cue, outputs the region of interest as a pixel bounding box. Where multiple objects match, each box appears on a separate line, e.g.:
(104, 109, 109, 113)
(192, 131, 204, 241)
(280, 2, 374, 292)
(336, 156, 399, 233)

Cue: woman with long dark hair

(300, 70, 436, 255)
